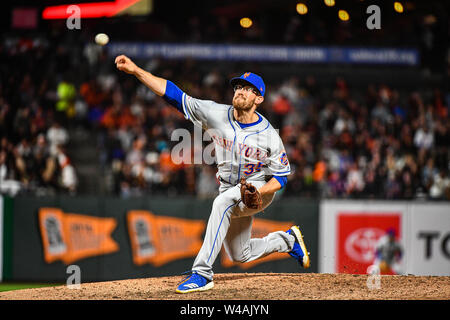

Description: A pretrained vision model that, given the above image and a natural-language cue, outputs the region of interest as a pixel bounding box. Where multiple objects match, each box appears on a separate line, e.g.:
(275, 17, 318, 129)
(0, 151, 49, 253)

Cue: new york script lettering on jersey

(181, 93, 291, 184)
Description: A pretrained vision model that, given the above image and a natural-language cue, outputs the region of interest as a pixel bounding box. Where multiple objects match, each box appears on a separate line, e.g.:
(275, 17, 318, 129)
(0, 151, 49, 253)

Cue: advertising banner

(221, 218, 294, 269)
(409, 203, 450, 276)
(8, 196, 319, 282)
(320, 200, 450, 276)
(38, 208, 119, 264)
(127, 210, 205, 267)
(336, 213, 401, 274)
(320, 201, 409, 274)
(107, 43, 419, 65)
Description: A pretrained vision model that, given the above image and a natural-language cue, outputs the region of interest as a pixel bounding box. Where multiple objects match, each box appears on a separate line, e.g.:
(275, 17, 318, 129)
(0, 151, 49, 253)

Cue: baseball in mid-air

(95, 33, 109, 46)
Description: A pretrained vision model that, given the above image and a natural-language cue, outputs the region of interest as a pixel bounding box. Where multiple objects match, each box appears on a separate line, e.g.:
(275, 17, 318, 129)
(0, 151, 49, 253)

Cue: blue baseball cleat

(176, 272, 214, 294)
(286, 226, 310, 268)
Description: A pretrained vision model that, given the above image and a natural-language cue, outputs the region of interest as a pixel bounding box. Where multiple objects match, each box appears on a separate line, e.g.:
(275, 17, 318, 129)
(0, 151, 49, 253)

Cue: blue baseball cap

(387, 228, 396, 237)
(230, 72, 265, 96)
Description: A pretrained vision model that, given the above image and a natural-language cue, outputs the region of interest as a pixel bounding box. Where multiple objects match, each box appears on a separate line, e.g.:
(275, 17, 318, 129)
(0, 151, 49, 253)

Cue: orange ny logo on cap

(243, 72, 251, 78)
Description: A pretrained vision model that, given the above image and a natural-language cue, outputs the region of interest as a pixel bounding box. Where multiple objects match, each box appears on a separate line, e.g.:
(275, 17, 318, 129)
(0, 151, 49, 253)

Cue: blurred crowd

(270, 76, 450, 200)
(1, 29, 449, 200)
(0, 37, 79, 195)
(93, 60, 450, 200)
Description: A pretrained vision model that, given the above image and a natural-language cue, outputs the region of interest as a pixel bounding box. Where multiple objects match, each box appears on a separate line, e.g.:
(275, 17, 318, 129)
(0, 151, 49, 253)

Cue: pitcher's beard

(232, 95, 254, 110)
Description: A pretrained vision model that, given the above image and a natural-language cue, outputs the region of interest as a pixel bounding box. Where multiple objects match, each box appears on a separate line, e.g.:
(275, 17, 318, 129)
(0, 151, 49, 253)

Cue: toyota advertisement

(319, 200, 450, 276)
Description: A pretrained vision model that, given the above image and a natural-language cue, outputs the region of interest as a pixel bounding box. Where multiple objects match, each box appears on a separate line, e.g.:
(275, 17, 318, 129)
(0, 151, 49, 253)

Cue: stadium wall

(4, 196, 318, 282)
(0, 196, 14, 282)
(0, 196, 2, 282)
(3, 196, 448, 282)
(319, 200, 450, 276)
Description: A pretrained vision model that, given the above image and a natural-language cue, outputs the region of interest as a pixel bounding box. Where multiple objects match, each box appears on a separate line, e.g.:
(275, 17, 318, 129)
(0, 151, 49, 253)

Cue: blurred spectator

(325, 171, 346, 198)
(414, 124, 434, 150)
(429, 170, 450, 199)
(56, 146, 78, 194)
(346, 163, 365, 197)
(271, 94, 293, 129)
(56, 75, 77, 124)
(0, 149, 22, 196)
(46, 121, 69, 157)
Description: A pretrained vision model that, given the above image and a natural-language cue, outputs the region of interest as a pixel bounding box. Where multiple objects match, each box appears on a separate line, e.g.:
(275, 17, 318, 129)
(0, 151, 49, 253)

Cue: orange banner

(221, 218, 294, 269)
(127, 210, 205, 267)
(38, 208, 119, 264)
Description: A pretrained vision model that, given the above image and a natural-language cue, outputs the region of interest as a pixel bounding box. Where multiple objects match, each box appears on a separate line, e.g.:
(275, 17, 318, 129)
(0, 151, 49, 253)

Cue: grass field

(0, 283, 62, 292)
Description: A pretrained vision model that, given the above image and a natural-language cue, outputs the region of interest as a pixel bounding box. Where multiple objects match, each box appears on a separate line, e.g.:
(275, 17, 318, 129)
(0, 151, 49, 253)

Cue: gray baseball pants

(192, 180, 295, 281)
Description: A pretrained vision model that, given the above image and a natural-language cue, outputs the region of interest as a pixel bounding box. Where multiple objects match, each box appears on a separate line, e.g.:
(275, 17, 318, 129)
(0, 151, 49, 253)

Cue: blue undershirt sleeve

(163, 80, 184, 114)
(273, 175, 288, 189)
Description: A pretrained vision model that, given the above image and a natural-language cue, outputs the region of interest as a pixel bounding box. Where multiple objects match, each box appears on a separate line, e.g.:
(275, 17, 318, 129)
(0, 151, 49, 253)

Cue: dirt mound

(0, 273, 449, 300)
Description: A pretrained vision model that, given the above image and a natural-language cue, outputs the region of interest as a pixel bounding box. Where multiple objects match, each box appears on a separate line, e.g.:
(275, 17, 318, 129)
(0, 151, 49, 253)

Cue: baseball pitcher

(373, 228, 404, 275)
(115, 55, 310, 293)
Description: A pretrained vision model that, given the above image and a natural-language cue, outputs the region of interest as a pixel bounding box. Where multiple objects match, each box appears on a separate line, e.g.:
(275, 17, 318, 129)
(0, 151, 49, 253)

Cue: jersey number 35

(243, 162, 263, 175)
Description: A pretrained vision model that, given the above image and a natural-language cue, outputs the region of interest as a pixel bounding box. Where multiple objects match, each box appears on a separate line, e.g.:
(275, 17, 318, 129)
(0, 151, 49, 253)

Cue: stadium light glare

(42, 0, 144, 19)
(324, 0, 335, 7)
(296, 3, 308, 15)
(338, 10, 349, 21)
(240, 17, 253, 28)
(394, 2, 404, 13)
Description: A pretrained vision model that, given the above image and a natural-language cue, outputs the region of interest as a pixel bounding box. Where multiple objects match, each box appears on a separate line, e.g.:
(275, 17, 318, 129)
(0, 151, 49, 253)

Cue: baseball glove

(379, 260, 390, 273)
(240, 178, 263, 209)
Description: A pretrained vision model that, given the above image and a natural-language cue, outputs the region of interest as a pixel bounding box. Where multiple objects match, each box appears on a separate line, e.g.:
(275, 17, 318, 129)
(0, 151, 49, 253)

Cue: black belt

(218, 176, 229, 183)
(219, 176, 268, 184)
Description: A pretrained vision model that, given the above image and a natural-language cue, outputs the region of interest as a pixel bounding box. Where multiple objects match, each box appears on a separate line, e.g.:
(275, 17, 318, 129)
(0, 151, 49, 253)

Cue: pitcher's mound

(0, 273, 449, 300)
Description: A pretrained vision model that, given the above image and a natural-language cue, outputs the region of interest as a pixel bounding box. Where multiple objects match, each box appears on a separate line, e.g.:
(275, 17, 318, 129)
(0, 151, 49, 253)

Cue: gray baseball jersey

(180, 93, 295, 281)
(181, 93, 291, 184)
(375, 235, 403, 265)
(373, 235, 404, 274)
